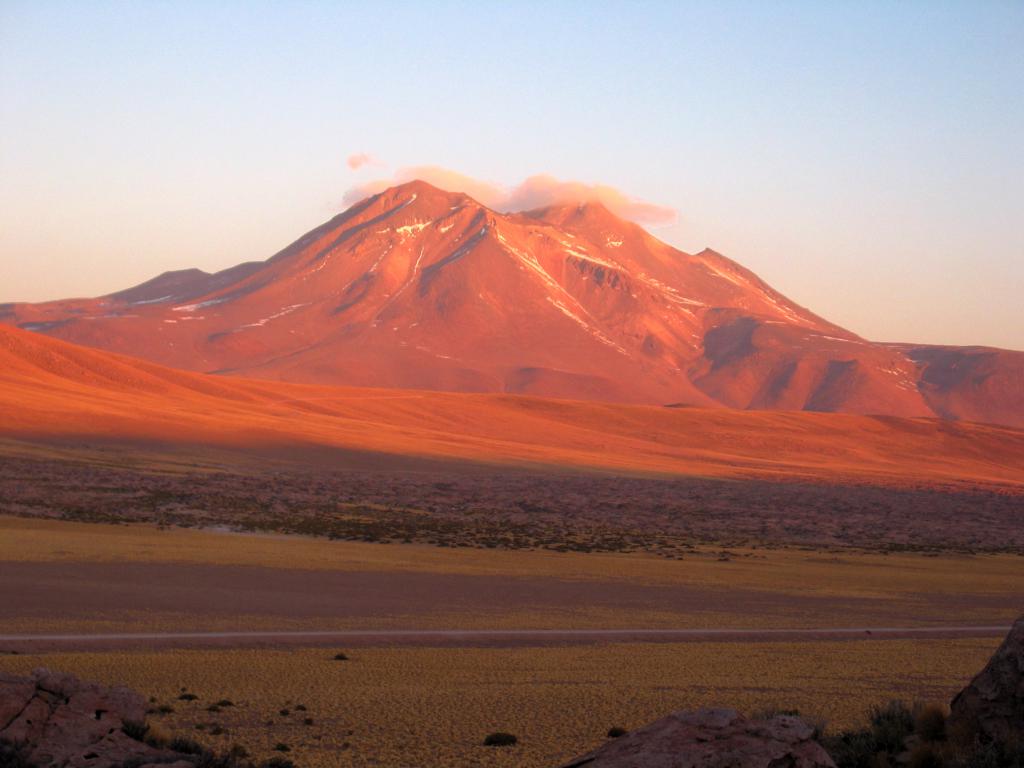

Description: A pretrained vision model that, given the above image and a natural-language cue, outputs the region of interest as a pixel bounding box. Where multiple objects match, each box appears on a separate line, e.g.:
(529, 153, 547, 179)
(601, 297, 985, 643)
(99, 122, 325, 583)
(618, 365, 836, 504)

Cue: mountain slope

(2, 180, 1021, 425)
(2, 323, 1023, 486)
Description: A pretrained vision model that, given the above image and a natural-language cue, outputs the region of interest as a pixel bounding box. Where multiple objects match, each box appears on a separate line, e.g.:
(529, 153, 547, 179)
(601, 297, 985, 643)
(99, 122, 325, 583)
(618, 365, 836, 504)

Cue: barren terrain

(0, 639, 1003, 768)
(2, 511, 1020, 767)
(2, 446, 1022, 555)
(2, 515, 1021, 640)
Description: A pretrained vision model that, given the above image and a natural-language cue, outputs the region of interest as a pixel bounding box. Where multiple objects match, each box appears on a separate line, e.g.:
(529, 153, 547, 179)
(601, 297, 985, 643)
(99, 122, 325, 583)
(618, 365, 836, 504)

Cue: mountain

(2, 322, 1023, 485)
(2, 180, 1021, 426)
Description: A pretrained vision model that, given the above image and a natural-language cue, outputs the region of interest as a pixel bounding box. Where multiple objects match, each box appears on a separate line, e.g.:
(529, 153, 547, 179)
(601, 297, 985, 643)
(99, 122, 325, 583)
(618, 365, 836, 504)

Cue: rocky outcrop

(949, 615, 1024, 744)
(560, 707, 836, 768)
(0, 668, 178, 768)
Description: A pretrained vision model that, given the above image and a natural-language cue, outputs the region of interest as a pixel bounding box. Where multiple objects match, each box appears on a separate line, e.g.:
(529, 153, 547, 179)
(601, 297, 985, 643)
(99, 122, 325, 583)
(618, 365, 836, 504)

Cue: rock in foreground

(560, 707, 836, 768)
(0, 667, 177, 768)
(949, 615, 1024, 745)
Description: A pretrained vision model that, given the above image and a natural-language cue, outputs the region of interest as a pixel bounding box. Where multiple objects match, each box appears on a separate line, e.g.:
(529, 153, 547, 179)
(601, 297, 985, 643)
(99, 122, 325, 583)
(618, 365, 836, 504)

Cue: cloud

(346, 152, 378, 171)
(342, 166, 677, 226)
(505, 175, 678, 227)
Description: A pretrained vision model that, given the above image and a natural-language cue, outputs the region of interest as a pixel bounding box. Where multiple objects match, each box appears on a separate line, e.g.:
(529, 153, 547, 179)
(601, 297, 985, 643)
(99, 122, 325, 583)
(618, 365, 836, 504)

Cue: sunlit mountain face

(3, 180, 1022, 426)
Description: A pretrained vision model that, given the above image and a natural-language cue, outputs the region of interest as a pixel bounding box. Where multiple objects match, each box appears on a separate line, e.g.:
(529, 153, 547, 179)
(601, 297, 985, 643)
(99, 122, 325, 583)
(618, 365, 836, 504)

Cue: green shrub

(961, 744, 1003, 768)
(0, 740, 33, 768)
(914, 703, 947, 743)
(908, 744, 945, 768)
(168, 736, 206, 755)
(483, 732, 518, 747)
(143, 722, 171, 748)
(823, 701, 913, 768)
(227, 744, 249, 760)
(823, 729, 881, 768)
(870, 701, 915, 753)
(961, 741, 1024, 768)
(823, 699, 1024, 768)
(122, 720, 149, 742)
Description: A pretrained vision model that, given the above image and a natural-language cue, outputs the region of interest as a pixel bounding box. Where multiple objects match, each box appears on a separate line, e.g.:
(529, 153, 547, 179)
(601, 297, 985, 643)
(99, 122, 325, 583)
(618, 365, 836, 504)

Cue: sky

(1, 1, 1021, 348)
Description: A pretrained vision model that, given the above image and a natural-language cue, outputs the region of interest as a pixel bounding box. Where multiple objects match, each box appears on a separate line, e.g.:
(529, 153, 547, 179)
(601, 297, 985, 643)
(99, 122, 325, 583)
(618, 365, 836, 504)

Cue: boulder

(0, 667, 177, 768)
(949, 615, 1024, 744)
(0, 674, 35, 733)
(560, 707, 836, 768)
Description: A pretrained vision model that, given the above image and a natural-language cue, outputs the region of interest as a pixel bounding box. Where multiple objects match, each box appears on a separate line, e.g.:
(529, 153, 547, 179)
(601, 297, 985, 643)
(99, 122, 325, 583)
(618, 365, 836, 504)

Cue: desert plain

(1, 501, 1021, 766)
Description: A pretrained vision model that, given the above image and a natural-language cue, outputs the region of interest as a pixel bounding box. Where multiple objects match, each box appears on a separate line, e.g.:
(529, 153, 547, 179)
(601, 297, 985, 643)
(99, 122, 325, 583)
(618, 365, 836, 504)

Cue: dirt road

(0, 625, 1009, 652)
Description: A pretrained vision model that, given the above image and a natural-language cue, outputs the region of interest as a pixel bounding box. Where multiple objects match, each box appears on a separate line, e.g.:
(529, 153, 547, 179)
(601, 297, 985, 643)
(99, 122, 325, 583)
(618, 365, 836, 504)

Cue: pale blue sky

(1, 1, 1021, 347)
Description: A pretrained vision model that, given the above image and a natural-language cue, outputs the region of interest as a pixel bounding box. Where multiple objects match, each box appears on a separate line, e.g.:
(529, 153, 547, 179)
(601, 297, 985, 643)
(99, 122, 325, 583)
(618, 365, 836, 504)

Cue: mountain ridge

(2, 179, 1021, 427)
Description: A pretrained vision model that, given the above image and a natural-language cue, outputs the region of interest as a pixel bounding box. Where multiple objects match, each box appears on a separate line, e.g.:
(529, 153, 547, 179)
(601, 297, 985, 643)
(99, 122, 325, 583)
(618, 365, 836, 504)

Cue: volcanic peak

(2, 178, 1022, 427)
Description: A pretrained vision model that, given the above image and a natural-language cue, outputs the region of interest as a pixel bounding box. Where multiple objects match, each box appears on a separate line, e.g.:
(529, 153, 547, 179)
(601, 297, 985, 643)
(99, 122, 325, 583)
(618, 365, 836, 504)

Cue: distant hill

(2, 322, 1023, 486)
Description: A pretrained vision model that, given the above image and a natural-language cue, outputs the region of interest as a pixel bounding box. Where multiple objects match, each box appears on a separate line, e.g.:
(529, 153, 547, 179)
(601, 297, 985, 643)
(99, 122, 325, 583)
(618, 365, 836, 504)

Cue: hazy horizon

(1, 1, 1021, 349)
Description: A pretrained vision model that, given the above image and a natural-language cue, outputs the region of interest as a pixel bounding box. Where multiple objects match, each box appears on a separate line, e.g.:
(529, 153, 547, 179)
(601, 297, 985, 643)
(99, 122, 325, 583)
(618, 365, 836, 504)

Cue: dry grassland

(3, 516, 1022, 604)
(0, 639, 1000, 768)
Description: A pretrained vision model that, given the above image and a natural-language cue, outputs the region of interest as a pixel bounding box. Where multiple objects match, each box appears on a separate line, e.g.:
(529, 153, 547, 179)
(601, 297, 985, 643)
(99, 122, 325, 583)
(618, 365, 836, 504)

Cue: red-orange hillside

(1, 323, 1023, 487)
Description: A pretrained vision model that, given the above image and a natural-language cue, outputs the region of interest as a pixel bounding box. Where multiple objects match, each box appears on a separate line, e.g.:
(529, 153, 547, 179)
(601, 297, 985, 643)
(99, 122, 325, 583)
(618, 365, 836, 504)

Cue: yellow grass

(1, 517, 1015, 765)
(0, 639, 999, 768)
(2, 515, 1022, 605)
